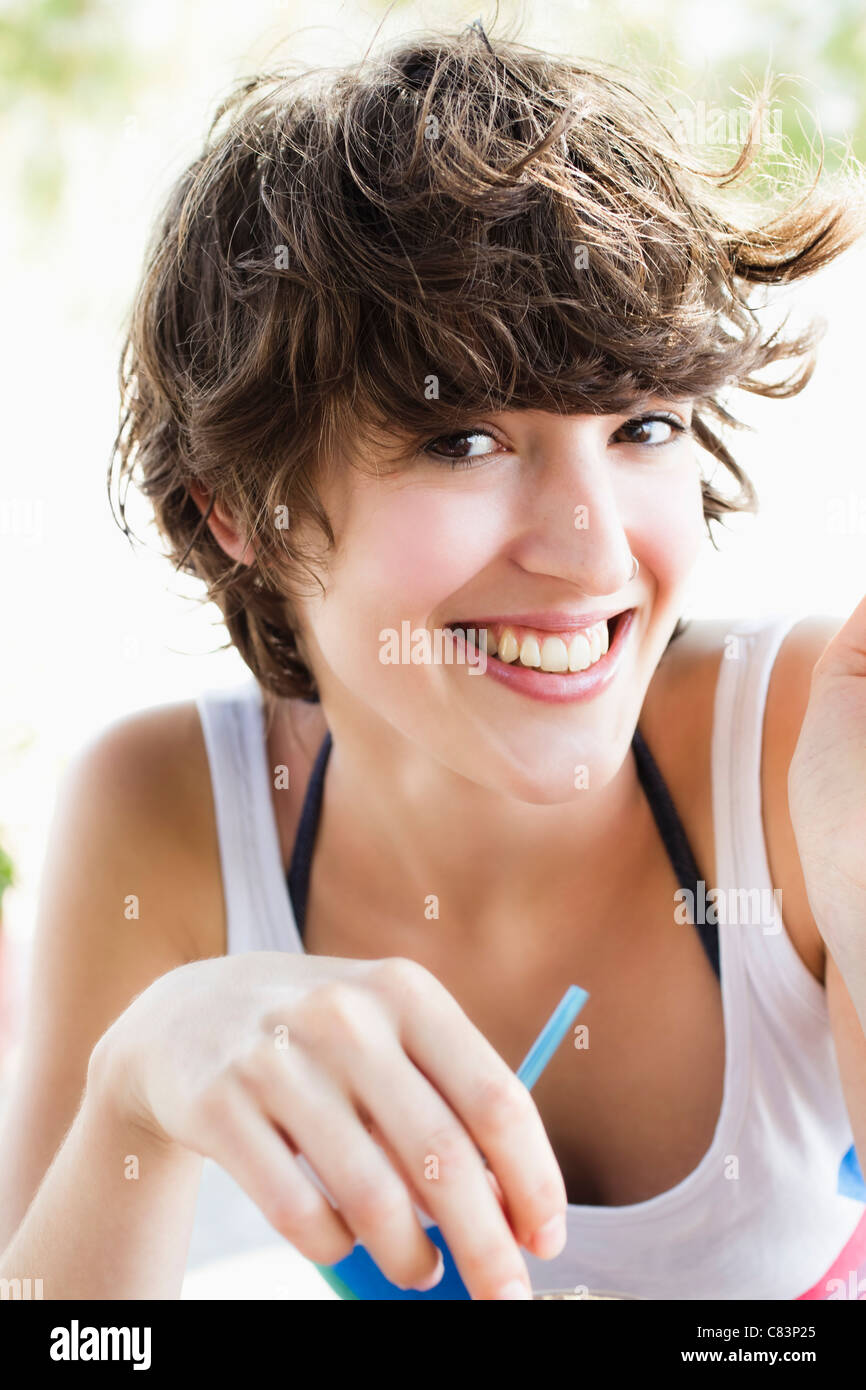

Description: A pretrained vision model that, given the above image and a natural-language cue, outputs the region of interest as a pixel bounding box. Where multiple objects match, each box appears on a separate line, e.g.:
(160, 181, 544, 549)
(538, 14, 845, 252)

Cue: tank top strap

(287, 725, 714, 977)
(196, 678, 299, 955)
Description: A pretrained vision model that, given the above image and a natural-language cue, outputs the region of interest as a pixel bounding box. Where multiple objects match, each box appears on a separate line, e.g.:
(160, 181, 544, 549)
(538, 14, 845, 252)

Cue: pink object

(797, 1209, 866, 1299)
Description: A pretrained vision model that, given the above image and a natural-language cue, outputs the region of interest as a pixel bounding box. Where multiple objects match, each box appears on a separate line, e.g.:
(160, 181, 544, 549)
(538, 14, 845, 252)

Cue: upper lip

(447, 608, 632, 631)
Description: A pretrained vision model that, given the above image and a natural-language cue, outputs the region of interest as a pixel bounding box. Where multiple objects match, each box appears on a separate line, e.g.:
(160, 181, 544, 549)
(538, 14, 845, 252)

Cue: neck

(297, 698, 647, 946)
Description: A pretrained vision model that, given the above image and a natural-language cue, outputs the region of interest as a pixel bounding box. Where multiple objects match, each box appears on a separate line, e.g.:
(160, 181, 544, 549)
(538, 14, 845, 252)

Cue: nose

(510, 425, 637, 597)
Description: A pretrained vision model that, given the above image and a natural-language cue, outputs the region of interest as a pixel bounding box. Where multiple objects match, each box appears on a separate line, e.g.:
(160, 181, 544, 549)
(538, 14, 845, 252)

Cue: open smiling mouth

(444, 611, 632, 674)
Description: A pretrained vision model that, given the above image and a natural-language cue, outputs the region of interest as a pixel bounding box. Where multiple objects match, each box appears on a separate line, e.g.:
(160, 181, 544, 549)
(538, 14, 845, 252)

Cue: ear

(188, 482, 256, 566)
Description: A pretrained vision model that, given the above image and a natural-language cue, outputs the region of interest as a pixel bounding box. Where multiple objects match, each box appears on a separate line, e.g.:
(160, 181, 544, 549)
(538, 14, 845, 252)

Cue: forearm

(0, 1081, 203, 1300)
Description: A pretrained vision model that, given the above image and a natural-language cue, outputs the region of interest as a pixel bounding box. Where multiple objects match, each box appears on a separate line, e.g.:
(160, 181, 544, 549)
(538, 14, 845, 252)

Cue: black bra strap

(632, 726, 719, 980)
(287, 729, 333, 938)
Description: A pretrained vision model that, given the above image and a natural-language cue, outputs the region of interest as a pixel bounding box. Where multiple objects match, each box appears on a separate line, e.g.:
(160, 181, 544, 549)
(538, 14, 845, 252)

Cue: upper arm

(0, 702, 224, 1249)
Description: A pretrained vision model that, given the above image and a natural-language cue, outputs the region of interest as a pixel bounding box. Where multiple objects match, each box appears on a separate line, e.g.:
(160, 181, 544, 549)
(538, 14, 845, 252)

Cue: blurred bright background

(1, 0, 865, 1291)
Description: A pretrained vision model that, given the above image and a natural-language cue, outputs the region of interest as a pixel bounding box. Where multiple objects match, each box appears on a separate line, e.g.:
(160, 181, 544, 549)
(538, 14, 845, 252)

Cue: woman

(2, 25, 866, 1301)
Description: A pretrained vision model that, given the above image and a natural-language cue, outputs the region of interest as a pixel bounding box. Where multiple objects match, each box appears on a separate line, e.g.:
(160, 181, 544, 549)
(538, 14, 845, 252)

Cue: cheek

(630, 465, 704, 593)
(307, 486, 504, 676)
(341, 487, 503, 614)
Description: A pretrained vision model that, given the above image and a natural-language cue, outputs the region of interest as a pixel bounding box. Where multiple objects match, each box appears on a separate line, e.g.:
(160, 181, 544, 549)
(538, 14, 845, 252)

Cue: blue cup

(318, 1224, 470, 1300)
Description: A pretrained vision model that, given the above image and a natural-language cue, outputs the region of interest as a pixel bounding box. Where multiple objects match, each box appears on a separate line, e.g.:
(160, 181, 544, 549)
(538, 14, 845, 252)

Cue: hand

(90, 951, 567, 1300)
(788, 596, 866, 959)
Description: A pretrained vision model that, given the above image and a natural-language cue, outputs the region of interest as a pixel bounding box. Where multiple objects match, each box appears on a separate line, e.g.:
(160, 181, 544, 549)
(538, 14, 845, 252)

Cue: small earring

(628, 555, 639, 581)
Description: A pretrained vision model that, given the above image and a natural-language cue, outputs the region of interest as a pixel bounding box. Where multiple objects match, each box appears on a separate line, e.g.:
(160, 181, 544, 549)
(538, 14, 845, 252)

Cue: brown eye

(614, 414, 687, 447)
(422, 429, 501, 468)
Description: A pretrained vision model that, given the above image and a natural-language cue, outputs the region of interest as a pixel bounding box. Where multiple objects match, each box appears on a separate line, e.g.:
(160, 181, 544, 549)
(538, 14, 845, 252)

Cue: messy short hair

(109, 23, 864, 701)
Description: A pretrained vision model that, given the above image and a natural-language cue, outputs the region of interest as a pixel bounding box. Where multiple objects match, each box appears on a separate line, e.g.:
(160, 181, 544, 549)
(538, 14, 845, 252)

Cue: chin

(439, 731, 628, 806)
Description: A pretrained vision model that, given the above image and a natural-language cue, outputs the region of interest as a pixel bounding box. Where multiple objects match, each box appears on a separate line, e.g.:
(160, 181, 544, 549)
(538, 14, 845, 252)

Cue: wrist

(85, 1027, 179, 1158)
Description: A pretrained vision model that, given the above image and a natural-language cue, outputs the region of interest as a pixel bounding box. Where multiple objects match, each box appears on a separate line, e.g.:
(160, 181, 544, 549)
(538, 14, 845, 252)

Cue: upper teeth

(480, 619, 610, 672)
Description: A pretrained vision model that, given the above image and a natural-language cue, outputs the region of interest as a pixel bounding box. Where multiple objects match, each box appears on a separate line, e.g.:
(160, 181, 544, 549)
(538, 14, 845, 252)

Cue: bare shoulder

(94, 690, 330, 941)
(647, 616, 733, 694)
(645, 615, 840, 986)
(62, 698, 227, 962)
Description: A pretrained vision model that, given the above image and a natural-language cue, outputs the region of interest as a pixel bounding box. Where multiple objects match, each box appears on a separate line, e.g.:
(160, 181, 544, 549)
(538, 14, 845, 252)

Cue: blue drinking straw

(515, 984, 589, 1090)
(314, 982, 589, 1300)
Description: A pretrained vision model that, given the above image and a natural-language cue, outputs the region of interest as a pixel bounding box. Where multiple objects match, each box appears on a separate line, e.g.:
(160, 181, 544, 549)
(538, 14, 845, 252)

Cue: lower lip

(456, 610, 636, 704)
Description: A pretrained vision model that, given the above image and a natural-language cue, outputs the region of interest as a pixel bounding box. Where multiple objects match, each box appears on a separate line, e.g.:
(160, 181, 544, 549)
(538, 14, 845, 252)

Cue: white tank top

(194, 612, 866, 1299)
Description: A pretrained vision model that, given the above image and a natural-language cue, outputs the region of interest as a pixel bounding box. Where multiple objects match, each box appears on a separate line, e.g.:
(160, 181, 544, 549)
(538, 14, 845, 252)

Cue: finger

(485, 1165, 509, 1215)
(342, 1041, 535, 1300)
(251, 1044, 445, 1293)
(197, 1077, 356, 1267)
(374, 963, 568, 1252)
(366, 1119, 509, 1225)
(364, 1117, 435, 1223)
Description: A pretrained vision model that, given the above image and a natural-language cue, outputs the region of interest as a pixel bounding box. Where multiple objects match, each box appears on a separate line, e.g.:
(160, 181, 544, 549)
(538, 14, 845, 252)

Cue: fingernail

(413, 1249, 445, 1292)
(531, 1212, 567, 1259)
(495, 1279, 532, 1299)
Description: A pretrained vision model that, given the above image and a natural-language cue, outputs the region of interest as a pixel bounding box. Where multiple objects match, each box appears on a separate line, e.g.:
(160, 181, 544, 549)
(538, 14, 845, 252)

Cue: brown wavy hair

(108, 22, 865, 702)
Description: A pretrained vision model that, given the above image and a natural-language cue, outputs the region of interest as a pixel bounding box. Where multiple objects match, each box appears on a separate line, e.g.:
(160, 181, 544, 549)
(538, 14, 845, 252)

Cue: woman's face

(291, 399, 704, 803)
